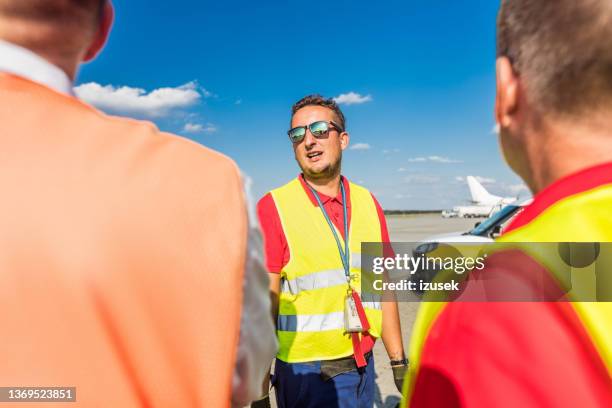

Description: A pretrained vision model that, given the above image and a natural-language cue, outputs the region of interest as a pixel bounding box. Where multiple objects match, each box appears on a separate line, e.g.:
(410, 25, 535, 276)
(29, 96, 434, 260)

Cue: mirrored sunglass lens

(310, 121, 329, 136)
(289, 127, 306, 142)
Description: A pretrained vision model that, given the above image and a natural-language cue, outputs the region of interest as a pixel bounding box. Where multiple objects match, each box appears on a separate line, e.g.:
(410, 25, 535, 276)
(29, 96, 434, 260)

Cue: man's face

(291, 105, 349, 180)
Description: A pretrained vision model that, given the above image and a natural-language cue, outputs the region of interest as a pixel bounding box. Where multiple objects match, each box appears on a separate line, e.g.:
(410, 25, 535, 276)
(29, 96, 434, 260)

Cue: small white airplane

(447, 176, 518, 218)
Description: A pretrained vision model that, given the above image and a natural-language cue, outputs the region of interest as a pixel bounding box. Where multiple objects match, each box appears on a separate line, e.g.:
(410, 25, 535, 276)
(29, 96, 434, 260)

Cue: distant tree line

(383, 210, 443, 215)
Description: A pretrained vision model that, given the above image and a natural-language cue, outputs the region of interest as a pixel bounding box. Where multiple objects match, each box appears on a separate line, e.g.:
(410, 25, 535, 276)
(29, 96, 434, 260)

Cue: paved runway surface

(373, 215, 476, 407)
(268, 214, 477, 407)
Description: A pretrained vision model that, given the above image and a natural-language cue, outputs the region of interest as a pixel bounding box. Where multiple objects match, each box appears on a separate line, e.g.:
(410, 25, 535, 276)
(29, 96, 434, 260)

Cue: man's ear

(83, 1, 114, 62)
(340, 131, 350, 151)
(495, 56, 520, 128)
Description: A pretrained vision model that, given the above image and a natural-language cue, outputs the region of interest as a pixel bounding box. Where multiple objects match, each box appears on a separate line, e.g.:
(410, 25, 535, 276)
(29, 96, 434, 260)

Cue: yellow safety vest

(270, 177, 383, 363)
(403, 180, 612, 405)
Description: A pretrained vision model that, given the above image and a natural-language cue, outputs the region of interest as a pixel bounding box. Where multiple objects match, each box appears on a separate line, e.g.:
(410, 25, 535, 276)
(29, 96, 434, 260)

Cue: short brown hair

(497, 0, 612, 116)
(0, 0, 105, 25)
(291, 94, 346, 131)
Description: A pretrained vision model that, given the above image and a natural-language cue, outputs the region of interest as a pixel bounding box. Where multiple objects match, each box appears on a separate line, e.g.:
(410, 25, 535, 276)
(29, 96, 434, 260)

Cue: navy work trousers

(273, 355, 375, 408)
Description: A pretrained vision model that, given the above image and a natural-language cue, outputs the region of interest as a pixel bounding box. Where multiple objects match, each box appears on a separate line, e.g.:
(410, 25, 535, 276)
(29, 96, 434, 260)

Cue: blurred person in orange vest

(403, 1, 612, 407)
(0, 1, 277, 407)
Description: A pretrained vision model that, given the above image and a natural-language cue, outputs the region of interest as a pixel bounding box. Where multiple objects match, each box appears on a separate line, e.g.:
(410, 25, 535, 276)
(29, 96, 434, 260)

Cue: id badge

(344, 292, 363, 333)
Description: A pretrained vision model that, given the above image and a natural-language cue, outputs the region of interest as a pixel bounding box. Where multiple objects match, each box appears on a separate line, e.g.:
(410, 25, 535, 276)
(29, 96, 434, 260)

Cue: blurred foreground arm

(232, 180, 278, 407)
(250, 273, 280, 408)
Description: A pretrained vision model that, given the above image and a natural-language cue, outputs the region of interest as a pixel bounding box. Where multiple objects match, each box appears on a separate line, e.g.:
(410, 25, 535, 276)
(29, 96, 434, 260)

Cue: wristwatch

(390, 358, 409, 366)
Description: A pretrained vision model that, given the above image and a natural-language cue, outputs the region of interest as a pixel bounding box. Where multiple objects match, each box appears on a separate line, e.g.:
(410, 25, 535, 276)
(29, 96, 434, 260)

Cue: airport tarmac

(373, 214, 476, 407)
(269, 214, 477, 408)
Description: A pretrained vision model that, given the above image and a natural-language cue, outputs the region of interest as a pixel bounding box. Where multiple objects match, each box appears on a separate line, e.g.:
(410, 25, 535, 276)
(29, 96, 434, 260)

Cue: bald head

(498, 0, 612, 118)
(0, 0, 112, 79)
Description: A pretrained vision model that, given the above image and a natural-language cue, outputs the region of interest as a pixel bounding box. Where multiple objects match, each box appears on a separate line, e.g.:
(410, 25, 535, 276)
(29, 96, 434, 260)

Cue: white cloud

(203, 124, 218, 133)
(201, 88, 215, 98)
(383, 148, 401, 155)
(74, 81, 204, 117)
(407, 156, 462, 164)
(397, 167, 407, 172)
(235, 99, 243, 105)
(506, 183, 529, 195)
(474, 176, 496, 184)
(428, 156, 462, 163)
(333, 92, 373, 106)
(404, 174, 441, 184)
(492, 123, 500, 134)
(350, 143, 371, 150)
(183, 123, 204, 133)
(183, 122, 217, 133)
(456, 175, 496, 184)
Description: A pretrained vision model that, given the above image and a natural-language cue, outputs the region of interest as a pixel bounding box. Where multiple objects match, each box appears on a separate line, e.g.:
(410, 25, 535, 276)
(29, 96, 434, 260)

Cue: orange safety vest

(0, 74, 247, 407)
(404, 163, 612, 407)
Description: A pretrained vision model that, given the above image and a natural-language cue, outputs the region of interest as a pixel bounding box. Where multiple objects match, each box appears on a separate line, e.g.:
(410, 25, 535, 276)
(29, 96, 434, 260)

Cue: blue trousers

(273, 355, 375, 408)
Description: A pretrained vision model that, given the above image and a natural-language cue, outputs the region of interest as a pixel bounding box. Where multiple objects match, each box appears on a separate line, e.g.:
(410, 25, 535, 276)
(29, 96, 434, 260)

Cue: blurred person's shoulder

(4, 74, 241, 185)
(501, 162, 612, 241)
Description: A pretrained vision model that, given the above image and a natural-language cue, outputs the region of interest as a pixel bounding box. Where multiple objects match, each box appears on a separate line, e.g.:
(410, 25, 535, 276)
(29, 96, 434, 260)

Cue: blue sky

(77, 0, 529, 210)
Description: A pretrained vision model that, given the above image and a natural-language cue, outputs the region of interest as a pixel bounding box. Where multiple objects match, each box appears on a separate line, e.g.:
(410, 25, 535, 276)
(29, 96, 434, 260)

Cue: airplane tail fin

(467, 176, 497, 204)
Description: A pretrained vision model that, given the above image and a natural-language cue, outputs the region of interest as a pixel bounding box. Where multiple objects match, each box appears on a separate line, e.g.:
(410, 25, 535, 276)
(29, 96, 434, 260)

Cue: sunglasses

(287, 120, 343, 143)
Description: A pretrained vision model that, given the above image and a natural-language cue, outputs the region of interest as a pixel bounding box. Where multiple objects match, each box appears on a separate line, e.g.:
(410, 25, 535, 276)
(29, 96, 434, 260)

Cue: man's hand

(391, 361, 409, 393)
(250, 394, 271, 408)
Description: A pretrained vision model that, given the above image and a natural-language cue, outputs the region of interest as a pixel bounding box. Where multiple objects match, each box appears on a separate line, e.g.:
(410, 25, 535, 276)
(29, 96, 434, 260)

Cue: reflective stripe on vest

(280, 255, 363, 295)
(403, 183, 612, 406)
(271, 177, 383, 363)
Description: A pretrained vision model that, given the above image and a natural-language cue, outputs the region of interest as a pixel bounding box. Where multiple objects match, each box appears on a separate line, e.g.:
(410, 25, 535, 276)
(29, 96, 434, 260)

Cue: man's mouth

(306, 151, 323, 161)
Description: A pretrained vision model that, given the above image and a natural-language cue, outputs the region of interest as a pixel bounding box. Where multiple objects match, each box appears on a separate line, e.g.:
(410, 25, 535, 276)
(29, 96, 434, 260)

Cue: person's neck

(303, 174, 342, 198)
(38, 52, 78, 80)
(0, 26, 80, 80)
(525, 116, 612, 194)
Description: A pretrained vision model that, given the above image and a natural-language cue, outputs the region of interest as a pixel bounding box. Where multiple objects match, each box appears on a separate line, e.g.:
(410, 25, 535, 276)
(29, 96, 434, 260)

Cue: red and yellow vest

(270, 177, 383, 363)
(404, 163, 612, 407)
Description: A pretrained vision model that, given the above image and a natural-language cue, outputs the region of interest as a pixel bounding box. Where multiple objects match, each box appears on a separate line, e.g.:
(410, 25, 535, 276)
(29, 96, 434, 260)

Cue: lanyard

(308, 179, 369, 369)
(306, 179, 350, 278)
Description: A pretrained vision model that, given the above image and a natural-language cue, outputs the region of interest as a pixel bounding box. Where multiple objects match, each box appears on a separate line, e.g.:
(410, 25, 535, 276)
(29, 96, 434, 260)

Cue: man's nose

(303, 128, 317, 147)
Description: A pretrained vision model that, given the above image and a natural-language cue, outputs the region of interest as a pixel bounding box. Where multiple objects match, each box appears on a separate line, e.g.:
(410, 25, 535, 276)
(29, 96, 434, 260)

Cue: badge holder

(344, 290, 364, 332)
(344, 288, 371, 332)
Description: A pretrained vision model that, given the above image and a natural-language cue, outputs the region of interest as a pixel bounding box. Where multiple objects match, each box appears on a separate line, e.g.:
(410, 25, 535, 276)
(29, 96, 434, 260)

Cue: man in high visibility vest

(404, 1, 612, 407)
(256, 95, 407, 407)
(0, 1, 277, 406)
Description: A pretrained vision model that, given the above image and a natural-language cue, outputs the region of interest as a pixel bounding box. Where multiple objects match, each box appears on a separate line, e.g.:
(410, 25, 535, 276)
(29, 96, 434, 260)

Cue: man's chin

(302, 166, 332, 179)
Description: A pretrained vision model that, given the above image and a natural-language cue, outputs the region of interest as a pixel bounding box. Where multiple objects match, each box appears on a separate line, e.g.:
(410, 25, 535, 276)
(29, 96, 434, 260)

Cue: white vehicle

(453, 205, 492, 219)
(425, 199, 533, 244)
(410, 200, 532, 288)
(441, 209, 458, 218)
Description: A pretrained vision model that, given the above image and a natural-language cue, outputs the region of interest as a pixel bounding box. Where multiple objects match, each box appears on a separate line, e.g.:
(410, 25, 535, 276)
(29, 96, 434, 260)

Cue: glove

(251, 395, 271, 408)
(392, 363, 408, 393)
